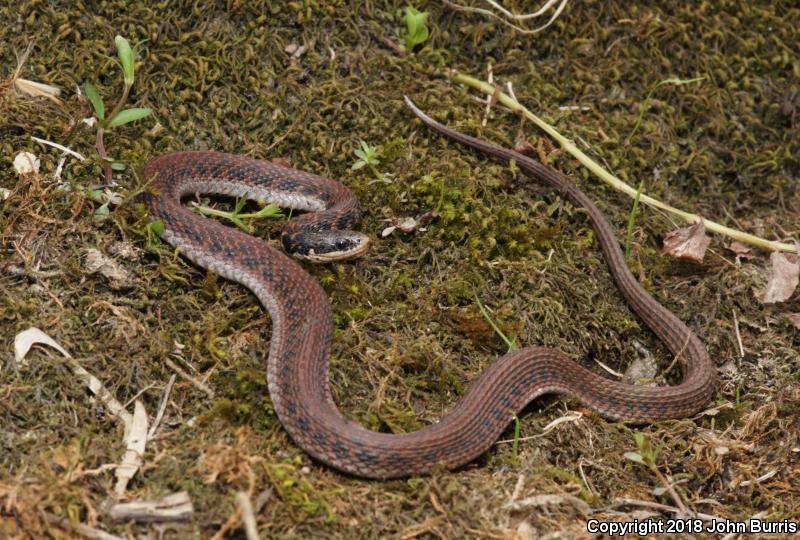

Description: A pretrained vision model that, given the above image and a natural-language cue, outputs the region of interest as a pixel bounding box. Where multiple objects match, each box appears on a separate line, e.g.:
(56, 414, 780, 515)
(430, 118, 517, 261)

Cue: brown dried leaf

(661, 220, 711, 262)
(84, 248, 135, 290)
(762, 252, 799, 304)
(513, 138, 536, 156)
(724, 241, 758, 262)
(380, 210, 436, 237)
(786, 313, 800, 330)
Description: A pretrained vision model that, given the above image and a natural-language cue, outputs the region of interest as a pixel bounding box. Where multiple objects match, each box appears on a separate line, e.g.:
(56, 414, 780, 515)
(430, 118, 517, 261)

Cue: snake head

(283, 230, 370, 263)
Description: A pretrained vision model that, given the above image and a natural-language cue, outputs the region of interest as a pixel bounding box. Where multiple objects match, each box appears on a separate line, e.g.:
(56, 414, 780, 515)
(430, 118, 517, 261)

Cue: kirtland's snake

(141, 97, 715, 479)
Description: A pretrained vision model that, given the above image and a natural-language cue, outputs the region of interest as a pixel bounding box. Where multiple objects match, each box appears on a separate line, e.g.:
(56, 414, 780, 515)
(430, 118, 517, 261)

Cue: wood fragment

(44, 513, 123, 540)
(108, 491, 194, 523)
(165, 357, 215, 398)
(114, 400, 148, 496)
(236, 491, 259, 540)
(148, 374, 176, 438)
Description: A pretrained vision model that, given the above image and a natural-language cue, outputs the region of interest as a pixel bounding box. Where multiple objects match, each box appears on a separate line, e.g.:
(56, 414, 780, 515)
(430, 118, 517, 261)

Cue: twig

(30, 136, 86, 161)
(236, 491, 260, 540)
(608, 498, 724, 522)
(594, 358, 624, 378)
(661, 332, 692, 377)
(44, 513, 123, 540)
(108, 491, 194, 523)
(732, 309, 744, 359)
(210, 505, 242, 540)
(148, 374, 176, 438)
(450, 70, 797, 253)
(496, 412, 582, 444)
(122, 382, 156, 409)
(165, 357, 215, 398)
(443, 0, 569, 35)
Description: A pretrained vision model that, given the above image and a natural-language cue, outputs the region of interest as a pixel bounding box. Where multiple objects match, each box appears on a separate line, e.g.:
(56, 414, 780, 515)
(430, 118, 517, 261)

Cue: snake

(140, 97, 716, 479)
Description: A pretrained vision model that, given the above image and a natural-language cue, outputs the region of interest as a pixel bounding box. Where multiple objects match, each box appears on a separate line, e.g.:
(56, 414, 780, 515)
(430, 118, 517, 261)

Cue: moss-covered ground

(1, 1, 798, 538)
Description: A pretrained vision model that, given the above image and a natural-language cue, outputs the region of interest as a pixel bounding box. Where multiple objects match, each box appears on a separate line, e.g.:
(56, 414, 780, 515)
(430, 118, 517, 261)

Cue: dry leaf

(725, 241, 752, 256)
(762, 252, 799, 304)
(115, 400, 149, 496)
(13, 327, 70, 368)
(13, 151, 40, 175)
(14, 77, 62, 103)
(661, 220, 711, 262)
(513, 138, 536, 156)
(787, 313, 800, 330)
(84, 248, 136, 290)
(381, 210, 435, 237)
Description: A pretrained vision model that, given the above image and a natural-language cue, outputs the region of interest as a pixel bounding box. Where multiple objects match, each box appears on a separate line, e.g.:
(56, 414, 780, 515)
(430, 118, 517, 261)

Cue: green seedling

(403, 6, 429, 52)
(144, 219, 164, 251)
(351, 140, 382, 180)
(192, 192, 283, 232)
(625, 432, 691, 513)
(84, 35, 152, 183)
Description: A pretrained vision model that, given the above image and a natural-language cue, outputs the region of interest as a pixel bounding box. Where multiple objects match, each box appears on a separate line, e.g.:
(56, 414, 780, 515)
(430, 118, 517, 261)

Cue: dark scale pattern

(143, 104, 716, 478)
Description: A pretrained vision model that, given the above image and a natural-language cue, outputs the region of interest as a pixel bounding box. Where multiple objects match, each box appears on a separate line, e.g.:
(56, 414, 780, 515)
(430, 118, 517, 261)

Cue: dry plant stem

(95, 128, 112, 184)
(43, 513, 123, 540)
(443, 0, 569, 34)
(451, 71, 797, 253)
(651, 465, 689, 516)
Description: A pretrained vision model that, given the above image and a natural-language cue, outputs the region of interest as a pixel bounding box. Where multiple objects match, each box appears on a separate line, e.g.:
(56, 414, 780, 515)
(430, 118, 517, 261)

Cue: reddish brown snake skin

(141, 97, 716, 479)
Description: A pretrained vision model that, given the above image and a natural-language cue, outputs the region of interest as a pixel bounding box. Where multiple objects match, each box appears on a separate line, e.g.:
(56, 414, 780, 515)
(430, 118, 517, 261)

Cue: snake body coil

(141, 98, 715, 479)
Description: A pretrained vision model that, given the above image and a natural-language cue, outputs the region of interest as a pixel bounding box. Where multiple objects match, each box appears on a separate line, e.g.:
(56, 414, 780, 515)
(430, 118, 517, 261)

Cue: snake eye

(335, 238, 351, 251)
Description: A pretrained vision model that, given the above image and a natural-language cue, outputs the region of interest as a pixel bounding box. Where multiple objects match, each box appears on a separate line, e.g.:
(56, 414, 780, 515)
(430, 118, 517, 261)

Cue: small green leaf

(108, 107, 152, 128)
(624, 451, 645, 464)
(234, 192, 249, 214)
(148, 219, 164, 237)
(634, 432, 645, 449)
(115, 35, 135, 87)
(94, 203, 110, 224)
(404, 6, 430, 51)
(84, 82, 105, 120)
(351, 160, 366, 170)
(87, 189, 105, 203)
(111, 162, 126, 171)
(354, 149, 368, 161)
(252, 204, 282, 218)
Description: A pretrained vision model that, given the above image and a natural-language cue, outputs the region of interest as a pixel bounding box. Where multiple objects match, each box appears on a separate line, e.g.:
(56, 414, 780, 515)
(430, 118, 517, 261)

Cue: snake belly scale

(140, 98, 715, 479)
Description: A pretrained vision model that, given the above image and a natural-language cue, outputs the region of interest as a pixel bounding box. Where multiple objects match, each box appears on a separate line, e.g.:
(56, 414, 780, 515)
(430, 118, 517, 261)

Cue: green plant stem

(449, 70, 796, 254)
(95, 83, 131, 184)
(625, 181, 644, 260)
(475, 294, 517, 352)
(368, 164, 382, 180)
(103, 83, 131, 130)
(627, 76, 706, 144)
